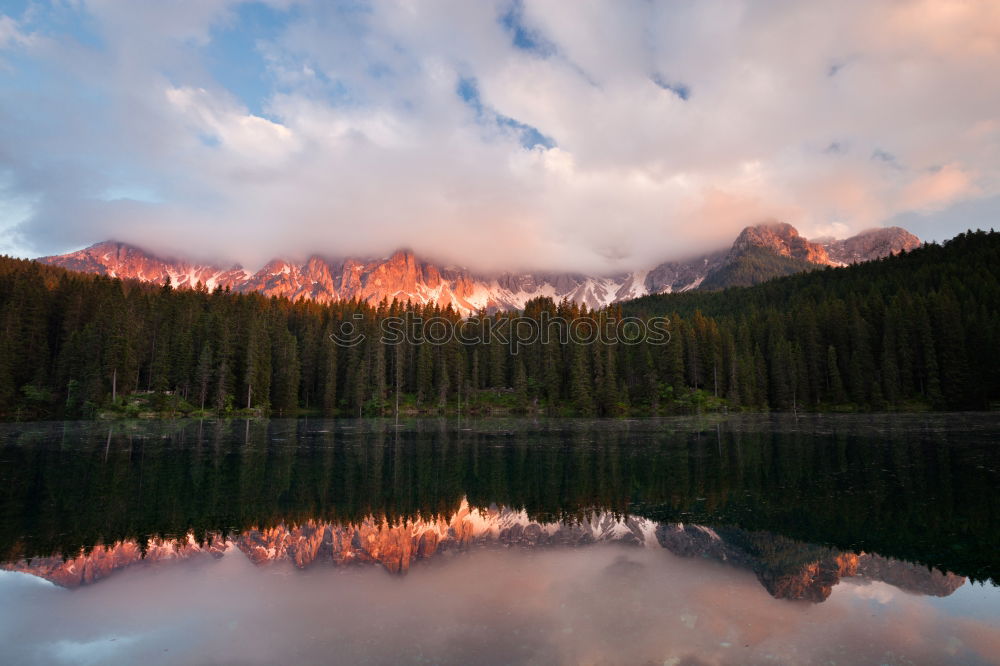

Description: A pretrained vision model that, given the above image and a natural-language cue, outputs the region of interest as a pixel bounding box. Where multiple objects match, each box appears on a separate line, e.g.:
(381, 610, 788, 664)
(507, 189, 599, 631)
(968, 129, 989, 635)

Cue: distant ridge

(38, 224, 920, 313)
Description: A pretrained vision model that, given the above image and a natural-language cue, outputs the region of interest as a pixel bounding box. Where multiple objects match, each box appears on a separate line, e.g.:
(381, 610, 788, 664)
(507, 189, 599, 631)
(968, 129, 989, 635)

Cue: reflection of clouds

(47, 636, 142, 666)
(843, 579, 896, 604)
(950, 615, 1000, 661)
(0, 570, 56, 588)
(0, 546, 997, 665)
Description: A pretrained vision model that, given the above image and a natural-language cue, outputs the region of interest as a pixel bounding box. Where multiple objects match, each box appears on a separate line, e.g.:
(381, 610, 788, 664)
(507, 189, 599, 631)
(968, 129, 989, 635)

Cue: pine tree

(272, 331, 300, 414)
(416, 339, 433, 404)
(321, 322, 339, 415)
(513, 359, 528, 409)
(826, 345, 846, 404)
(880, 317, 900, 404)
(570, 343, 594, 415)
(196, 343, 213, 410)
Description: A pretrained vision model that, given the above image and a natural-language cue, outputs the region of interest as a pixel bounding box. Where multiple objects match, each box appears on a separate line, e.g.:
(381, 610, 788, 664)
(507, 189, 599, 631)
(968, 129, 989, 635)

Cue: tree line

(0, 229, 997, 418)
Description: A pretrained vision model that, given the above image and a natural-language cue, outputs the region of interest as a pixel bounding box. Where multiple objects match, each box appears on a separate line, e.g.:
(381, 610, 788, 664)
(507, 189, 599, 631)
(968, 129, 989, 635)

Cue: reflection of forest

(1, 417, 997, 585)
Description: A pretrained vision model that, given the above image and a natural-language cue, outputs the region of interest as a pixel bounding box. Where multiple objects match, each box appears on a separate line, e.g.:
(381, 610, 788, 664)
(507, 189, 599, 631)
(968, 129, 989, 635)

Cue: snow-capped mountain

(37, 223, 920, 314)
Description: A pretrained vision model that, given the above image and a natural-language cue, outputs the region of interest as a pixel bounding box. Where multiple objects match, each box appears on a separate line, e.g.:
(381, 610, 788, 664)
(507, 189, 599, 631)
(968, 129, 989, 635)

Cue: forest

(0, 229, 997, 418)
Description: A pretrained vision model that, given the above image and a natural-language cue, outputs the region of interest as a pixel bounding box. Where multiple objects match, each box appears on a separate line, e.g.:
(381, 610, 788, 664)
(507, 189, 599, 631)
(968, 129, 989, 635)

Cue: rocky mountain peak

(823, 226, 921, 265)
(731, 221, 833, 265)
(37, 222, 919, 311)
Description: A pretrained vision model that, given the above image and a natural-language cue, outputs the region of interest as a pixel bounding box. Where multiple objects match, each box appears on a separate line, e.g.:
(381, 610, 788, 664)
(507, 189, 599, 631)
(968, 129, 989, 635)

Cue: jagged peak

(36, 221, 919, 311)
(387, 247, 416, 259)
(259, 257, 296, 271)
(729, 220, 831, 265)
(743, 220, 801, 236)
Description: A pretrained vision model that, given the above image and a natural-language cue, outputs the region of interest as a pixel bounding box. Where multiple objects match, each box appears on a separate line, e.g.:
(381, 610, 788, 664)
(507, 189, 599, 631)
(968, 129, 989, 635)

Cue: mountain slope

(700, 246, 822, 290)
(695, 223, 919, 290)
(822, 226, 921, 264)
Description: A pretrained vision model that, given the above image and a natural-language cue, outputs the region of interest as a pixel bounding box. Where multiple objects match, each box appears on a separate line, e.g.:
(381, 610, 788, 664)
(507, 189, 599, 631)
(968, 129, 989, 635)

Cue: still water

(0, 414, 998, 665)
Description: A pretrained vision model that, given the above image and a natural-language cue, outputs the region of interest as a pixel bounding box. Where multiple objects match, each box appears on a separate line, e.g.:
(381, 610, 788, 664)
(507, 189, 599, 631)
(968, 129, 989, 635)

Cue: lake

(0, 414, 998, 665)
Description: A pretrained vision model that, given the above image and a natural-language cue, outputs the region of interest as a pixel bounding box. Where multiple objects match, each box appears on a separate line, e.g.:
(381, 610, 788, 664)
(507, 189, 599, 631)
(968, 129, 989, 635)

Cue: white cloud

(898, 163, 978, 213)
(0, 15, 35, 49)
(1, 0, 999, 271)
(166, 86, 299, 164)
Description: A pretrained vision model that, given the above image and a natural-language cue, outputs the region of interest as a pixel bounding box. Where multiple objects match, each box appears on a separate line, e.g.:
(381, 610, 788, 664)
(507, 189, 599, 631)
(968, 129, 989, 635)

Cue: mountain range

(38, 223, 920, 313)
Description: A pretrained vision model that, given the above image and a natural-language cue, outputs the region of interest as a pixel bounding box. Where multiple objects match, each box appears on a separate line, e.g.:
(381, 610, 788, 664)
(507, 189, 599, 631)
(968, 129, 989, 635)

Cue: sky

(0, 0, 998, 273)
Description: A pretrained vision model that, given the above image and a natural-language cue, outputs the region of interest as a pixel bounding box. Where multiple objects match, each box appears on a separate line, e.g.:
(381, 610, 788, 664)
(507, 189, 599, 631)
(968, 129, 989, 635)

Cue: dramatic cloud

(0, 0, 998, 272)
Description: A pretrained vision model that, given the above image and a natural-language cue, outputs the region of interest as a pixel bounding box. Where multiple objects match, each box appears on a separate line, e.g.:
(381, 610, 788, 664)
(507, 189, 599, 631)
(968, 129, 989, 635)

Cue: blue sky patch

(202, 2, 299, 115)
(652, 74, 689, 100)
(457, 76, 554, 149)
(499, 0, 556, 57)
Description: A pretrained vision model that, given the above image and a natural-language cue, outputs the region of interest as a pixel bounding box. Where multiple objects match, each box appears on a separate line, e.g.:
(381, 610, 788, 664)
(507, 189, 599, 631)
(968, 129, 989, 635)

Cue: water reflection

(1, 415, 997, 582)
(2, 500, 968, 604)
(1, 544, 998, 665)
(0, 415, 998, 664)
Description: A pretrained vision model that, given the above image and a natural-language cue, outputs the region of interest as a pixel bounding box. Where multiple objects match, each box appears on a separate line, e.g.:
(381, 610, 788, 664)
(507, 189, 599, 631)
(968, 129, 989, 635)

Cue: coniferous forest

(0, 230, 997, 420)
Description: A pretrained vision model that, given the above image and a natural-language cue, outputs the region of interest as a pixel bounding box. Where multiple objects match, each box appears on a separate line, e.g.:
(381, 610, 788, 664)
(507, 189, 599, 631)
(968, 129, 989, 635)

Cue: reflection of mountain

(237, 503, 656, 574)
(2, 501, 965, 603)
(3, 503, 655, 586)
(7, 534, 230, 588)
(656, 524, 965, 602)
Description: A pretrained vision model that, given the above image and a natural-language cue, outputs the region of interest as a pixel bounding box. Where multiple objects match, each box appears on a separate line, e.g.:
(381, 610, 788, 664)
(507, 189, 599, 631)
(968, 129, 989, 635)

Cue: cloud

(165, 86, 299, 164)
(899, 163, 978, 212)
(0, 0, 998, 272)
(0, 15, 36, 50)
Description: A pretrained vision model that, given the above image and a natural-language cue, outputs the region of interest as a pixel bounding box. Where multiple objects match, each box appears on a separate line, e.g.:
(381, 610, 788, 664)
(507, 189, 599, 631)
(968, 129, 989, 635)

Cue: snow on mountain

(37, 223, 920, 314)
